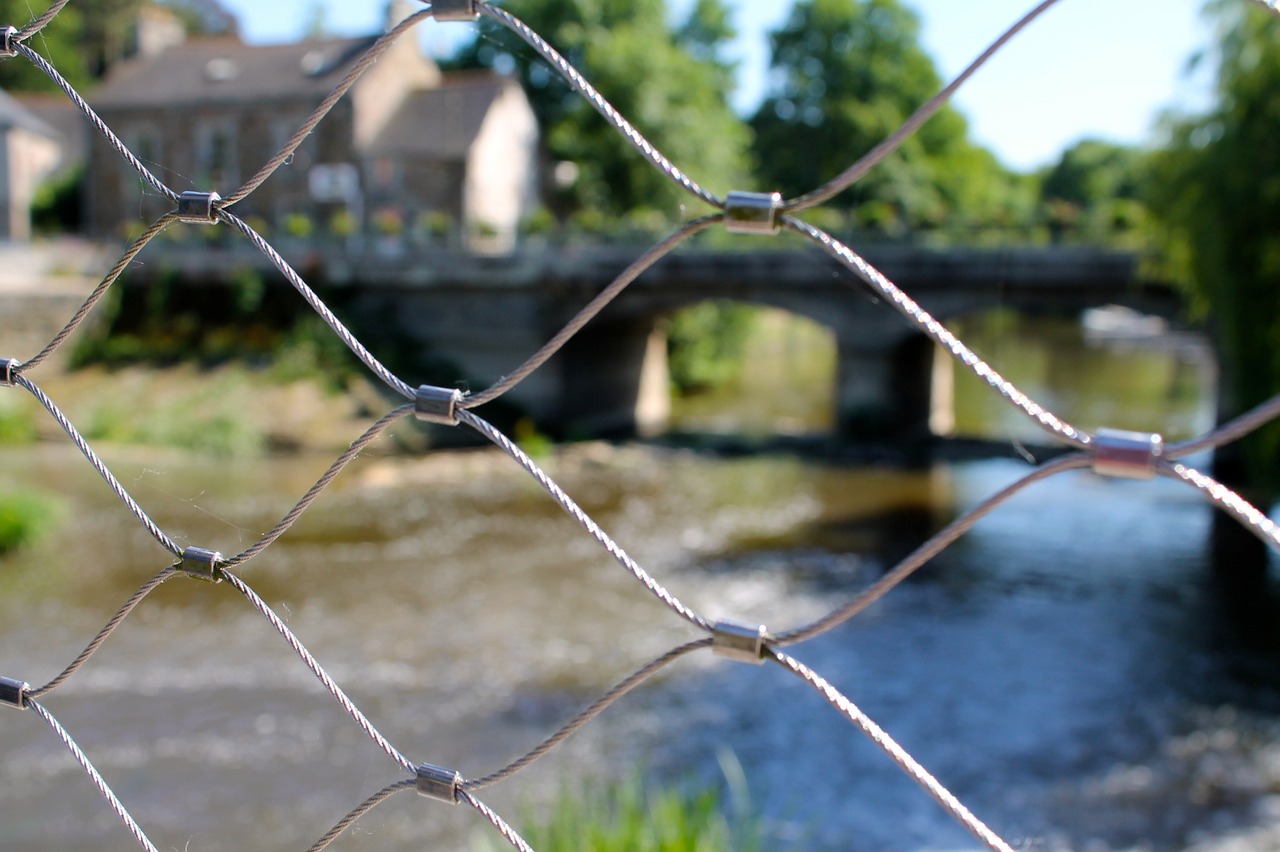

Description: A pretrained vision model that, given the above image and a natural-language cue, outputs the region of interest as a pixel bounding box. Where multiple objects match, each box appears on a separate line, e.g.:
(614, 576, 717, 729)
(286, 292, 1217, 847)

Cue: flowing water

(4, 313, 1280, 851)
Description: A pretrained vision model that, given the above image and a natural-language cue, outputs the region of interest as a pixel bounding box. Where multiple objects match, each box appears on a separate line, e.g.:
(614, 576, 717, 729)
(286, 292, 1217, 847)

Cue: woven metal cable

(465, 639, 713, 791)
(459, 408, 712, 632)
(478, 2, 724, 211)
(13, 0, 69, 38)
(308, 780, 417, 852)
(11, 374, 182, 557)
(16, 44, 178, 203)
(782, 0, 1065, 213)
(775, 451, 1092, 646)
(27, 567, 176, 700)
(221, 210, 417, 400)
(769, 650, 1016, 852)
(1, 0, 1278, 849)
(1167, 392, 1280, 457)
(785, 216, 1092, 448)
(27, 699, 160, 852)
(223, 404, 415, 568)
(221, 7, 435, 206)
(14, 213, 177, 375)
(221, 570, 417, 774)
(462, 215, 720, 409)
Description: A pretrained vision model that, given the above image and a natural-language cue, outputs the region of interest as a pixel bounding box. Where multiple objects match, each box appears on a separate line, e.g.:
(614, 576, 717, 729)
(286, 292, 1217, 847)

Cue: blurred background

(1, 0, 1280, 849)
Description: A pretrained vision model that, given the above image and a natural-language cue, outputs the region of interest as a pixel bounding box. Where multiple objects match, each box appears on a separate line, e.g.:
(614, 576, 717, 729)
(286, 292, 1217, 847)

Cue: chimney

(386, 0, 420, 31)
(134, 6, 186, 59)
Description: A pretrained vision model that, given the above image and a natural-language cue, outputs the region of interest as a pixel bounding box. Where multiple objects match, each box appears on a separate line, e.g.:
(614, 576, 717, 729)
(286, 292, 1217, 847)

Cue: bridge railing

(2, 1, 1280, 850)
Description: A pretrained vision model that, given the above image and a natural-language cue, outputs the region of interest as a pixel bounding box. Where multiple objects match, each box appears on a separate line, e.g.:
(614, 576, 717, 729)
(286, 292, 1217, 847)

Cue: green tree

(1148, 1, 1280, 567)
(1039, 138, 1148, 244)
(750, 0, 1022, 237)
(0, 0, 235, 93)
(450, 0, 751, 224)
(0, 0, 94, 91)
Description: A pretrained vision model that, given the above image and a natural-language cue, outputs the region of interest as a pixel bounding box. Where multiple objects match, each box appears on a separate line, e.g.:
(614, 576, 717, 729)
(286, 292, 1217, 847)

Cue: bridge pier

(556, 318, 669, 437)
(836, 331, 936, 441)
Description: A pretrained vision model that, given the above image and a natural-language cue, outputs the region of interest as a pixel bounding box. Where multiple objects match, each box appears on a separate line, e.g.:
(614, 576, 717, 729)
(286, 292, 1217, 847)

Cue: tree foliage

(749, 0, 1024, 236)
(0, 0, 235, 93)
(1148, 0, 1280, 479)
(1038, 139, 1148, 244)
(449, 0, 750, 224)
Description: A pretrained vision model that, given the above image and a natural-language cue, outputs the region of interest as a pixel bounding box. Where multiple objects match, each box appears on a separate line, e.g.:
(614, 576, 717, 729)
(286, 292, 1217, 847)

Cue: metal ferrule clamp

(711, 619, 770, 665)
(0, 677, 28, 709)
(177, 546, 224, 582)
(415, 385, 465, 426)
(431, 0, 480, 22)
(0, 358, 16, 386)
(724, 191, 783, 236)
(0, 27, 18, 58)
(177, 191, 221, 225)
(1090, 428, 1163, 480)
(416, 763, 462, 803)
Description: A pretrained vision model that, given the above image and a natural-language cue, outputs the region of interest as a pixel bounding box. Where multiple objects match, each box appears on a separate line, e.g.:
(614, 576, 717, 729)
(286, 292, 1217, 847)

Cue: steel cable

(13, 374, 182, 556)
(463, 215, 720, 409)
(307, 779, 416, 852)
(28, 699, 160, 852)
(786, 216, 1092, 448)
(479, 2, 723, 211)
(783, 0, 1065, 213)
(4, 1, 1280, 849)
(459, 408, 712, 632)
(222, 570, 417, 774)
(466, 639, 712, 791)
(223, 404, 414, 568)
(28, 568, 176, 700)
(769, 650, 1016, 852)
(15, 213, 177, 374)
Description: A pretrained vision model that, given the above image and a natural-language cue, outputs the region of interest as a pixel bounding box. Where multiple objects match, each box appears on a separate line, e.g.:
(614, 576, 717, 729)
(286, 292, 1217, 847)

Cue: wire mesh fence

(2, 0, 1279, 849)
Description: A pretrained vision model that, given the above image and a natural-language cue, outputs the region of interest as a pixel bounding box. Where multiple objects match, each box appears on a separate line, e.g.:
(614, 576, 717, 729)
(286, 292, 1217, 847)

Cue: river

(4, 312, 1280, 851)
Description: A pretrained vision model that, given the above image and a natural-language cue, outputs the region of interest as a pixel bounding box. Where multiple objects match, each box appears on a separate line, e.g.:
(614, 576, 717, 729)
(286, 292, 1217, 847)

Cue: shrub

(0, 492, 62, 553)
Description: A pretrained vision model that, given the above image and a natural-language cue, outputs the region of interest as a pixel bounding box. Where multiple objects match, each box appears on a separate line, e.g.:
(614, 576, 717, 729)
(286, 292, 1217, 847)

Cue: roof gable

(0, 88, 60, 139)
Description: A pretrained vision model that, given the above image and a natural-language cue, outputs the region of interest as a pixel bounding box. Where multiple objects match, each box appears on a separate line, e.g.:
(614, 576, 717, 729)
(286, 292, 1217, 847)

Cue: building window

(371, 157, 402, 193)
(120, 126, 168, 222)
(129, 128, 160, 168)
(196, 121, 237, 189)
(270, 117, 311, 171)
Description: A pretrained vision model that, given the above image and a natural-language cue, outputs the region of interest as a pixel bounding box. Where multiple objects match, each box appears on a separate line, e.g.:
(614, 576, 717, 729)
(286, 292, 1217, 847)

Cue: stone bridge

(134, 242, 1181, 438)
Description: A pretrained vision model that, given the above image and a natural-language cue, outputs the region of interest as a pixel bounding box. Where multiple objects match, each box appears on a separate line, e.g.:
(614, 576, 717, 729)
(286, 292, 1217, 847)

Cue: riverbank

(14, 362, 404, 456)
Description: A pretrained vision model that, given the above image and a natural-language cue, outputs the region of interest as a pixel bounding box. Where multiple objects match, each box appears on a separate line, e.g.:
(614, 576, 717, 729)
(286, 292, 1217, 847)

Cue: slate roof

(368, 73, 511, 159)
(90, 35, 378, 109)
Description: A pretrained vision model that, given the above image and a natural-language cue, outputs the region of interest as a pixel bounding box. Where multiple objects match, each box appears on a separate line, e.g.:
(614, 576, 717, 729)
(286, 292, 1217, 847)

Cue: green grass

(0, 491, 62, 553)
(0, 397, 36, 444)
(478, 758, 761, 852)
(79, 370, 266, 458)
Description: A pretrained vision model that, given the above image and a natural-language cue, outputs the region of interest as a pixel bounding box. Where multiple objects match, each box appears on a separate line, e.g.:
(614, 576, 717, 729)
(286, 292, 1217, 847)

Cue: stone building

(0, 90, 63, 240)
(86, 12, 539, 251)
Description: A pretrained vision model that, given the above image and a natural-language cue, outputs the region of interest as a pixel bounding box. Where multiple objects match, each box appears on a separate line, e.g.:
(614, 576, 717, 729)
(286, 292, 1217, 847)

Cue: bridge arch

(549, 284, 927, 440)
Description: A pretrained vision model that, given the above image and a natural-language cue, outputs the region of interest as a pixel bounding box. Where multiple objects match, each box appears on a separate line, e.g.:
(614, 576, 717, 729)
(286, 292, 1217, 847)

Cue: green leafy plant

(666, 301, 758, 396)
(328, 208, 358, 238)
(477, 757, 761, 852)
(281, 212, 314, 240)
(0, 491, 62, 553)
(0, 397, 36, 444)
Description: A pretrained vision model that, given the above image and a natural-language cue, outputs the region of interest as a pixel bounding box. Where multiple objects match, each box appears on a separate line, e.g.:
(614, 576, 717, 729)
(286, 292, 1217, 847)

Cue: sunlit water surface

(4, 316, 1280, 851)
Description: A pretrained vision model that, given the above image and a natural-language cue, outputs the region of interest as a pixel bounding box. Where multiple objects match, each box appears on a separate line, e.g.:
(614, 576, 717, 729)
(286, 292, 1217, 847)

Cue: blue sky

(215, 0, 1217, 172)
